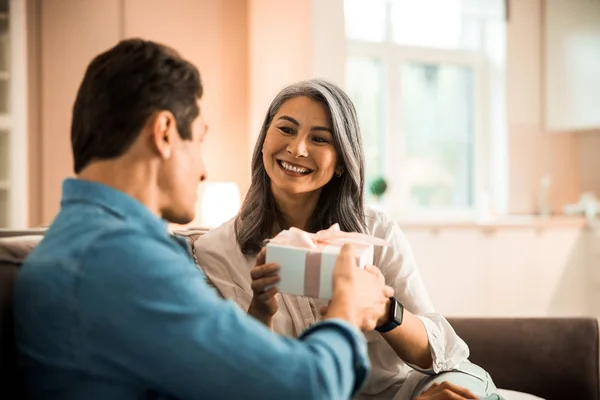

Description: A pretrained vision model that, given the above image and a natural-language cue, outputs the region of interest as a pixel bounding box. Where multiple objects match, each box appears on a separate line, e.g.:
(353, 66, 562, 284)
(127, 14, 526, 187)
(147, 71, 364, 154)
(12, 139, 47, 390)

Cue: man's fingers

(420, 382, 440, 395)
(250, 263, 279, 280)
(364, 264, 380, 274)
(432, 390, 466, 400)
(364, 264, 386, 284)
(383, 285, 394, 298)
(256, 247, 267, 266)
(337, 243, 356, 264)
(434, 382, 476, 399)
(420, 381, 476, 399)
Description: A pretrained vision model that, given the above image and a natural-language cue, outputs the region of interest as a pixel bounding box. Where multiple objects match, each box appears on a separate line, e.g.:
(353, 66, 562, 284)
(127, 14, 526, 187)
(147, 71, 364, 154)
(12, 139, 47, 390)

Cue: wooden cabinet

(404, 220, 591, 317)
(544, 0, 600, 132)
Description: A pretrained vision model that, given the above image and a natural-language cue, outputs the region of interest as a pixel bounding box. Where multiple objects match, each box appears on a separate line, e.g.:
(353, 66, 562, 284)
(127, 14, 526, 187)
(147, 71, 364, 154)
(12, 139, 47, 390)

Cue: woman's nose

(286, 135, 308, 158)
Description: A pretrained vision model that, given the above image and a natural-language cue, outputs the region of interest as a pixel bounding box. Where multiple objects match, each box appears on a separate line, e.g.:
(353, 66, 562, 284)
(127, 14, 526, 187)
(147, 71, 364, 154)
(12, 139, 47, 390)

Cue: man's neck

(271, 186, 321, 231)
(77, 158, 161, 217)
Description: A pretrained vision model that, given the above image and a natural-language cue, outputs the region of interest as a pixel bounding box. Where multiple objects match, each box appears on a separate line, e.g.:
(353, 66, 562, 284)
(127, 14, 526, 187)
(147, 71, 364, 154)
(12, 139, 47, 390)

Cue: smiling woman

(236, 79, 367, 254)
(194, 79, 504, 399)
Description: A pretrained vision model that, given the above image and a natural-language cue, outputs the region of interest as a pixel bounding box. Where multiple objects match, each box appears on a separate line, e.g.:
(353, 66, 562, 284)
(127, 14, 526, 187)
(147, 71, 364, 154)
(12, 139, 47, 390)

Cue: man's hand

(324, 244, 394, 331)
(415, 382, 478, 400)
(248, 247, 280, 328)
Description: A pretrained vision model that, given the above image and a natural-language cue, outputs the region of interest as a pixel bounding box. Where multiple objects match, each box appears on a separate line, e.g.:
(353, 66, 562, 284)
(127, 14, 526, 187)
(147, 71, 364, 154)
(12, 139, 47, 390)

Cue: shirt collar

(61, 178, 168, 233)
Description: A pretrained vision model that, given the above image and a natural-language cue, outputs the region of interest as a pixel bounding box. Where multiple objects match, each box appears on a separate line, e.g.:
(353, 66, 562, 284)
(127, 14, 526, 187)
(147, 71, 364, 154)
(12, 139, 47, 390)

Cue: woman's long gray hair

(235, 79, 367, 254)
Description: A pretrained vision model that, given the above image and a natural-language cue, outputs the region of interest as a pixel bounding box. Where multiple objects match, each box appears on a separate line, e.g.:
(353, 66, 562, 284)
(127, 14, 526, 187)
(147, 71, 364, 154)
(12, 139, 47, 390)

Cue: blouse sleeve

(370, 211, 470, 374)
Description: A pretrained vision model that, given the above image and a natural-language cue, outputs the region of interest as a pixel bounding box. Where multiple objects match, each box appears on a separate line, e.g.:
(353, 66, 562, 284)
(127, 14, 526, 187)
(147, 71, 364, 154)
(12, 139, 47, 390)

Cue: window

(344, 0, 506, 219)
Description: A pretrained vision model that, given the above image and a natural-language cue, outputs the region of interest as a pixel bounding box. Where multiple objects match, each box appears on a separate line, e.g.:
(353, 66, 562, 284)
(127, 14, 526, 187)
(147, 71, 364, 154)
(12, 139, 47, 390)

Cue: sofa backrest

(0, 232, 45, 399)
(449, 317, 600, 400)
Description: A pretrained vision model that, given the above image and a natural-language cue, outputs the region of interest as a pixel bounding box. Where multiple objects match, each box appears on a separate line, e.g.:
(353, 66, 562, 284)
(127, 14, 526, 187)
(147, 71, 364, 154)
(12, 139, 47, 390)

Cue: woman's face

(262, 96, 341, 197)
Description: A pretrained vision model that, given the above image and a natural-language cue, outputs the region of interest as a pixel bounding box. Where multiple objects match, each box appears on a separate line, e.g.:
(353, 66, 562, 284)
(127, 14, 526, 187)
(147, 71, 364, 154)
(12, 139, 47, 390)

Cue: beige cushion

(0, 236, 44, 265)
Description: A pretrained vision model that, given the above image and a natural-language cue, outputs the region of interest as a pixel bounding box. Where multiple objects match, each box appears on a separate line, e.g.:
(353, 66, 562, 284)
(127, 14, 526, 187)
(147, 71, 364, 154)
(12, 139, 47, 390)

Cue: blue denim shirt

(13, 178, 370, 400)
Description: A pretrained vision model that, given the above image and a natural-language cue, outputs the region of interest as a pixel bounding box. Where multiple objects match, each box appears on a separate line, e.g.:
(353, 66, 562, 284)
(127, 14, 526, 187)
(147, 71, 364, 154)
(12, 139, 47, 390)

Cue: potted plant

(368, 175, 388, 204)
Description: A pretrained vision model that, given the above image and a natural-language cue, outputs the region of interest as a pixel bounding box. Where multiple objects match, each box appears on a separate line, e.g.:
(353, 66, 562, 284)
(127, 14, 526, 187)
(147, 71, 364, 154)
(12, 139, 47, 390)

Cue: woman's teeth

(280, 160, 310, 175)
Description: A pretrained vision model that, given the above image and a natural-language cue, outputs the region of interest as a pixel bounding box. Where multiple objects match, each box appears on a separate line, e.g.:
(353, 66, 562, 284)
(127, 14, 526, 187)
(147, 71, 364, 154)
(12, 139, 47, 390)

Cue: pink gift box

(265, 224, 388, 299)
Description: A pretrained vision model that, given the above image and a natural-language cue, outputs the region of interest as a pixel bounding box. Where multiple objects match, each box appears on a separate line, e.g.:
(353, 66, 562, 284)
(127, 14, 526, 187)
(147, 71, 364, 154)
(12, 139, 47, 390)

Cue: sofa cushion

(0, 236, 44, 264)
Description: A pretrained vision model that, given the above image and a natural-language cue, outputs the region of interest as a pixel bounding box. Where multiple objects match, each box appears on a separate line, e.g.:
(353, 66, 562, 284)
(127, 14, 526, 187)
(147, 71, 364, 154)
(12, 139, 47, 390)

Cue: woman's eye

(312, 136, 329, 144)
(279, 127, 293, 135)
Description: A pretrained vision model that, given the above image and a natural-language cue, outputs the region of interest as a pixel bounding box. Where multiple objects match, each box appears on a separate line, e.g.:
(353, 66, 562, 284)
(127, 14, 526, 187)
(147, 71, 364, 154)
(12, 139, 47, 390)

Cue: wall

(247, 0, 312, 151)
(27, 0, 600, 225)
(38, 0, 122, 225)
(507, 0, 580, 215)
(507, 0, 600, 215)
(26, 0, 41, 226)
(578, 133, 600, 197)
(30, 0, 250, 226)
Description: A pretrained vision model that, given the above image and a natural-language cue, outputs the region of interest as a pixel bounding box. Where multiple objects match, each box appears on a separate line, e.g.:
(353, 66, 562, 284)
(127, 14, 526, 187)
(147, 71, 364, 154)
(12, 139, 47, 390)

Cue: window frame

(344, 0, 505, 221)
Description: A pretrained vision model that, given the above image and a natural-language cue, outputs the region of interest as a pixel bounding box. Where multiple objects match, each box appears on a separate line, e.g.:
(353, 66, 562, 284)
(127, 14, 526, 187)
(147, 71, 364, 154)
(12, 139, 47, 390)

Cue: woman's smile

(276, 159, 314, 177)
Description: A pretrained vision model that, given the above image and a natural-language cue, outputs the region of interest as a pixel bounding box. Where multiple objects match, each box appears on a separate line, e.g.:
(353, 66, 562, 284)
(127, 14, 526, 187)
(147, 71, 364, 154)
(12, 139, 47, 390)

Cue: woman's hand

(248, 247, 280, 328)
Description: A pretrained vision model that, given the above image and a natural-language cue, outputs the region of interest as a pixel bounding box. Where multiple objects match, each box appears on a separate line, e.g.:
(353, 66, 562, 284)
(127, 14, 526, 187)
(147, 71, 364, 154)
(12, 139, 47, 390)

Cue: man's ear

(150, 110, 177, 159)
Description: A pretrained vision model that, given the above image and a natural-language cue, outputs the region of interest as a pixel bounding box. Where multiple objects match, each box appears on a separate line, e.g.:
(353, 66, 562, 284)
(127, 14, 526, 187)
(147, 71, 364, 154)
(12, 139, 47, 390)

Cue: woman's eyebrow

(278, 115, 299, 125)
(278, 115, 332, 133)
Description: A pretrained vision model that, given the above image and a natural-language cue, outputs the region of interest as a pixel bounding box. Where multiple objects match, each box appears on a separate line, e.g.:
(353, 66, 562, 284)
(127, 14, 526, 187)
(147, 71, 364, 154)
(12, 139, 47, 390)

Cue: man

(13, 38, 393, 399)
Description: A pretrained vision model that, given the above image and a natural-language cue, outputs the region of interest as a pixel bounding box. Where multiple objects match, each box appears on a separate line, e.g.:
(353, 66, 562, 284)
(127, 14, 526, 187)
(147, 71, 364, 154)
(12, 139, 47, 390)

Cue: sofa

(1, 229, 599, 400)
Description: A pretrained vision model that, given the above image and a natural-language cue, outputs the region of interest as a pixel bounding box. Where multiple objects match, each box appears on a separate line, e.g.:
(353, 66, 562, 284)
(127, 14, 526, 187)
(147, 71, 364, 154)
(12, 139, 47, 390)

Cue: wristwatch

(375, 296, 404, 333)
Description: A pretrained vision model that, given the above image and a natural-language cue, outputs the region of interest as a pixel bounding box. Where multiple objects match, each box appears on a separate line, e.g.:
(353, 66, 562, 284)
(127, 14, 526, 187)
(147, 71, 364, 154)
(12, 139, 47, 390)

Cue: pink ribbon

(270, 223, 389, 248)
(270, 224, 389, 298)
(304, 251, 322, 298)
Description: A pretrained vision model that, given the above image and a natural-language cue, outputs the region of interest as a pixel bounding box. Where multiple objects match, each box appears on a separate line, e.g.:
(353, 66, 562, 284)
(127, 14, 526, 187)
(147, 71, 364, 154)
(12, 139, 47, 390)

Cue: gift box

(265, 224, 388, 299)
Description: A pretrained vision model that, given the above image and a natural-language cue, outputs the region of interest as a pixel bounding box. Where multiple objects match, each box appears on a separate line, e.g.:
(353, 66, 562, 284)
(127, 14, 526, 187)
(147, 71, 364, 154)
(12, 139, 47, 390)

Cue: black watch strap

(375, 296, 404, 333)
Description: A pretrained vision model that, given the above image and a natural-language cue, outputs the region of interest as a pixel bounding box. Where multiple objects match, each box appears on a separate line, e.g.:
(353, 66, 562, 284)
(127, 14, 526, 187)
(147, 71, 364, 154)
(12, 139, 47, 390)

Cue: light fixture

(197, 181, 241, 228)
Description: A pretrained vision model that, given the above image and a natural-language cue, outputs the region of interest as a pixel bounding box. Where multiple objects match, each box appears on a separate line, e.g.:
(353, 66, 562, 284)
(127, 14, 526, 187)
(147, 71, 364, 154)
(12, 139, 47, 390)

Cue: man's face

(159, 100, 208, 224)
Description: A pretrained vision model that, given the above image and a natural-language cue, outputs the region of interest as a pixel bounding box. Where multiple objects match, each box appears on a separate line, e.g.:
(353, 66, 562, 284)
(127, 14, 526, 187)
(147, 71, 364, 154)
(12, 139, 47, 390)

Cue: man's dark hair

(71, 38, 203, 173)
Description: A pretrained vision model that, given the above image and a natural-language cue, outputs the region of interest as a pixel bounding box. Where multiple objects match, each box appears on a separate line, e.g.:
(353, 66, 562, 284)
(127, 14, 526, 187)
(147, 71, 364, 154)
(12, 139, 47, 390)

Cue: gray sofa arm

(447, 318, 599, 400)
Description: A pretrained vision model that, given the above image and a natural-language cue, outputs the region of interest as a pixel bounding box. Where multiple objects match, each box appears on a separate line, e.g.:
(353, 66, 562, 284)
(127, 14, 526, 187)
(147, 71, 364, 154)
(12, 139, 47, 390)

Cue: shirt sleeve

(81, 228, 370, 400)
(372, 212, 470, 374)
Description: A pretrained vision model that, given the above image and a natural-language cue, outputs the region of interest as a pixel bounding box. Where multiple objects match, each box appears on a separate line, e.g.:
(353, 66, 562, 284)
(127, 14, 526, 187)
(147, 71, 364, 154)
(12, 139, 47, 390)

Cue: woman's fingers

(250, 263, 280, 280)
(256, 247, 267, 266)
(250, 274, 280, 294)
(254, 286, 279, 302)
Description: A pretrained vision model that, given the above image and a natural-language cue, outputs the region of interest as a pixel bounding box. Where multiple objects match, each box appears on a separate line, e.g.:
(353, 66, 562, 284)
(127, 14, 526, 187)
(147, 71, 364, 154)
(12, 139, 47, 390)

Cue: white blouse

(194, 207, 469, 399)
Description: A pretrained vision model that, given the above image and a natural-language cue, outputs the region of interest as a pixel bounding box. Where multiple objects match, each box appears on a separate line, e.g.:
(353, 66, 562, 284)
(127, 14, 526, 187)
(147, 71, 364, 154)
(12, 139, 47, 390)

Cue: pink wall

(31, 0, 249, 225)
(39, 0, 122, 224)
(247, 0, 312, 152)
(124, 0, 250, 193)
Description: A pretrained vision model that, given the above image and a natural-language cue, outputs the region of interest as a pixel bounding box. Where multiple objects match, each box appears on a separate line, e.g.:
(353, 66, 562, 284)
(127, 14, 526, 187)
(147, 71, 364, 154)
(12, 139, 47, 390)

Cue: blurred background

(0, 0, 600, 318)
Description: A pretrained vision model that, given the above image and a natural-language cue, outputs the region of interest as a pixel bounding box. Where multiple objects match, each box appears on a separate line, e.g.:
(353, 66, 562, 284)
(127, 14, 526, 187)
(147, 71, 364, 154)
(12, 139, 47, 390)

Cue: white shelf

(0, 180, 9, 190)
(0, 71, 9, 80)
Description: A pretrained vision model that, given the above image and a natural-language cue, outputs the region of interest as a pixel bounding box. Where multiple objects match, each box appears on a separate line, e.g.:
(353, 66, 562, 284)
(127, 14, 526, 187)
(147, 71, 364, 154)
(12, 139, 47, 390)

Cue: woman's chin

(271, 181, 322, 197)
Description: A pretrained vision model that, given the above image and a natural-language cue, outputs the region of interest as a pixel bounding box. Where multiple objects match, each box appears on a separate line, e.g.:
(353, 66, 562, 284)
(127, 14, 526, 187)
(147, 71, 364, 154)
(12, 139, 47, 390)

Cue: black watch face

(393, 300, 404, 324)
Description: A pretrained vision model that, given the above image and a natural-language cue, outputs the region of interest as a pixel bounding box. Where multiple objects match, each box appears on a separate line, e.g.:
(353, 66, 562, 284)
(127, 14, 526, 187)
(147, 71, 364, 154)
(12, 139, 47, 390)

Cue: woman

(194, 79, 501, 399)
